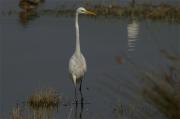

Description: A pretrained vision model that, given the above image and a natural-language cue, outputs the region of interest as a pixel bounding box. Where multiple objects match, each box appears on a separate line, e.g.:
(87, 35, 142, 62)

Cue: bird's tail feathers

(72, 75, 76, 86)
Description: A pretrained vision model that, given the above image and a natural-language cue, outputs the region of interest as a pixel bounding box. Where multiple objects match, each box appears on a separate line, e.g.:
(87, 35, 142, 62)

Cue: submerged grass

(11, 105, 24, 119)
(142, 52, 180, 119)
(114, 50, 180, 119)
(28, 88, 60, 109)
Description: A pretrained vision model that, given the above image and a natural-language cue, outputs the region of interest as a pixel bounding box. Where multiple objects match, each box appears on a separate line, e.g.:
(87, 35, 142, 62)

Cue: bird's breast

(69, 54, 87, 79)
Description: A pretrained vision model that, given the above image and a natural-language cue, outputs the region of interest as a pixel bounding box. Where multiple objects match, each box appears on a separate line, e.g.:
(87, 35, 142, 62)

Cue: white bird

(69, 7, 96, 101)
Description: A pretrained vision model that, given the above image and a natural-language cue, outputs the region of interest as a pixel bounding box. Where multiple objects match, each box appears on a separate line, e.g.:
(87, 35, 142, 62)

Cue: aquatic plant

(28, 88, 60, 109)
(10, 104, 57, 119)
(19, 0, 45, 12)
(114, 50, 180, 119)
(11, 105, 24, 119)
(160, 49, 180, 61)
(9, 88, 60, 119)
(2, 3, 180, 23)
(142, 56, 180, 119)
(115, 55, 125, 64)
(89, 3, 180, 22)
(114, 102, 162, 119)
(19, 10, 39, 26)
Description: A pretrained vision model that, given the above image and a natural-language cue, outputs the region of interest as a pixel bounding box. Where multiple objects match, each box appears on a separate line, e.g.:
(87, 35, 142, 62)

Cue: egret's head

(77, 7, 96, 15)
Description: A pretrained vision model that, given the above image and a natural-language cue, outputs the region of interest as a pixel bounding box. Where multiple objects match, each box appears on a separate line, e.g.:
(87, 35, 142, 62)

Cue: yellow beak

(85, 10, 96, 15)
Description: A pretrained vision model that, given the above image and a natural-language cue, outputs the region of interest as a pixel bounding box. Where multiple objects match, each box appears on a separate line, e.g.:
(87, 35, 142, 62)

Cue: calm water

(0, 3, 180, 119)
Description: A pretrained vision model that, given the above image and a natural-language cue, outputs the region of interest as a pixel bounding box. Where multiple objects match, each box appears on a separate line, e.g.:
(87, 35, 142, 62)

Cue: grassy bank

(2, 3, 180, 23)
(91, 4, 180, 22)
(42, 3, 180, 23)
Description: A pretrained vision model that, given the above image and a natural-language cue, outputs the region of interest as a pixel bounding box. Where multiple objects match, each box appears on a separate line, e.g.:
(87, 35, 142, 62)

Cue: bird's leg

(79, 78, 82, 92)
(80, 92, 84, 119)
(79, 77, 84, 102)
(74, 85, 78, 104)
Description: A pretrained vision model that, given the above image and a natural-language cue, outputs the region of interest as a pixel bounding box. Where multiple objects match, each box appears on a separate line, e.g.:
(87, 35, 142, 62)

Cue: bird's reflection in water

(74, 98, 84, 119)
(66, 94, 86, 119)
(73, 84, 85, 119)
(127, 19, 139, 52)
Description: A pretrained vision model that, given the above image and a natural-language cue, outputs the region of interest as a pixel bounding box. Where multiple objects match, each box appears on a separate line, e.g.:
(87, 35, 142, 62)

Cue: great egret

(69, 7, 95, 102)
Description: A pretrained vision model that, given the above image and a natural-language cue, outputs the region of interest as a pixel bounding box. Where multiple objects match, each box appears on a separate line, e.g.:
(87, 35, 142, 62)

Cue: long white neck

(75, 12, 81, 54)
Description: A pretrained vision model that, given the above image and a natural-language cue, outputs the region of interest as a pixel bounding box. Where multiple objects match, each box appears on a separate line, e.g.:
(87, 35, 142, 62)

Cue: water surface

(0, 5, 180, 119)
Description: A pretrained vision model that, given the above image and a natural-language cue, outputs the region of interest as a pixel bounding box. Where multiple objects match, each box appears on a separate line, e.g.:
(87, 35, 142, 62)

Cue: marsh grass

(44, 3, 180, 23)
(28, 89, 60, 110)
(2, 3, 180, 23)
(10, 89, 60, 119)
(11, 105, 24, 119)
(38, 3, 180, 23)
(142, 54, 180, 119)
(89, 4, 180, 22)
(10, 105, 56, 119)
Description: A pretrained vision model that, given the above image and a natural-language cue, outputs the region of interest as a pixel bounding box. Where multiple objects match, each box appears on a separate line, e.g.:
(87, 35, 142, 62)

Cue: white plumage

(68, 7, 95, 102)
(69, 52, 87, 85)
(69, 7, 95, 86)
